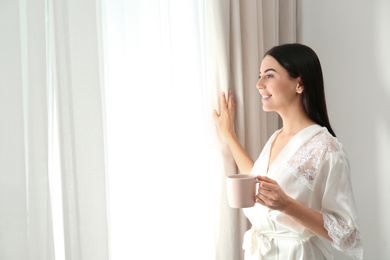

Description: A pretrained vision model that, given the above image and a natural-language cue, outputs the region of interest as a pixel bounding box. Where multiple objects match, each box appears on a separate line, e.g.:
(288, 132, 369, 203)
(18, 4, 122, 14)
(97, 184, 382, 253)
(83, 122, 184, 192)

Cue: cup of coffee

(226, 174, 260, 208)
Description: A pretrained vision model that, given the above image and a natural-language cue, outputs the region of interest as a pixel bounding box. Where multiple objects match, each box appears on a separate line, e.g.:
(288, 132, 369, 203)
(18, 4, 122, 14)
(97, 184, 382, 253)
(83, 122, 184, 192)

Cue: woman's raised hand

(212, 91, 254, 173)
(213, 90, 236, 139)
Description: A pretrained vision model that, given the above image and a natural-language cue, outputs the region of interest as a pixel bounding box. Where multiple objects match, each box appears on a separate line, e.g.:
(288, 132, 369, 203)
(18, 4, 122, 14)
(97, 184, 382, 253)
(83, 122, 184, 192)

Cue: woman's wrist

(222, 129, 236, 143)
(227, 129, 237, 139)
(280, 196, 296, 216)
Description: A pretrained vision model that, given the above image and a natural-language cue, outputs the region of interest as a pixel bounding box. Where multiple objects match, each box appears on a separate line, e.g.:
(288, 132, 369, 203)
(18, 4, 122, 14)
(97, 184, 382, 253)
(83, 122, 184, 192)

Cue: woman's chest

(268, 134, 293, 171)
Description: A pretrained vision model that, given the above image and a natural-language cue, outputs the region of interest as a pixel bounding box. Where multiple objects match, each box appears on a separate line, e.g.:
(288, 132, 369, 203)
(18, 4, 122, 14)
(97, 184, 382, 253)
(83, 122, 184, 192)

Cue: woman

(213, 44, 363, 259)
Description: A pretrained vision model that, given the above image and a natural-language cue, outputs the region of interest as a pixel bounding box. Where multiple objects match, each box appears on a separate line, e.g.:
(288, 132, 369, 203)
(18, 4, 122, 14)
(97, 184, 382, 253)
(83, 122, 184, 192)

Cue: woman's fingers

(212, 92, 227, 121)
(257, 176, 278, 192)
(257, 187, 277, 204)
(220, 92, 228, 112)
(256, 196, 266, 205)
(212, 109, 219, 122)
(255, 176, 289, 210)
(257, 175, 277, 184)
(213, 91, 235, 137)
(213, 91, 227, 117)
(228, 90, 235, 109)
(221, 90, 235, 110)
(213, 91, 233, 121)
(256, 191, 278, 208)
(256, 192, 273, 207)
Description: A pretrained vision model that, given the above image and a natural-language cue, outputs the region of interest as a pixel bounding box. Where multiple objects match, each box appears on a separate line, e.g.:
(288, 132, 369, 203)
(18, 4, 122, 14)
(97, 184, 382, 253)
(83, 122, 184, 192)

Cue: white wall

(298, 0, 390, 259)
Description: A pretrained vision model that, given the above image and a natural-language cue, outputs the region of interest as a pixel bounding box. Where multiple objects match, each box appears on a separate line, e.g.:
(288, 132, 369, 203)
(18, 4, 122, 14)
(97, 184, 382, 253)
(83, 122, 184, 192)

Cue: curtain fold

(206, 1, 297, 259)
(0, 0, 55, 259)
(0, 0, 110, 259)
(51, 0, 110, 259)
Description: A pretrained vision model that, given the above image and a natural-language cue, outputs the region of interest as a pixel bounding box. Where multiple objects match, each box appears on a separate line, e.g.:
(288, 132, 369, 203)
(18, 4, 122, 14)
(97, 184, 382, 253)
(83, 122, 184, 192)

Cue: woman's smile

(261, 94, 271, 101)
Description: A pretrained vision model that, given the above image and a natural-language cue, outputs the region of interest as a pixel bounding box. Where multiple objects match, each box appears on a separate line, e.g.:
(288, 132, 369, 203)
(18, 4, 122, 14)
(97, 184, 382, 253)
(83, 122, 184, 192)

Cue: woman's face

(256, 55, 302, 113)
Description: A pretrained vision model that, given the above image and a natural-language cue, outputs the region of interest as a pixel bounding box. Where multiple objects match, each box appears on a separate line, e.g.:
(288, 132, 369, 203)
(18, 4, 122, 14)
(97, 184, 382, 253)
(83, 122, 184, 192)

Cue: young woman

(213, 44, 363, 259)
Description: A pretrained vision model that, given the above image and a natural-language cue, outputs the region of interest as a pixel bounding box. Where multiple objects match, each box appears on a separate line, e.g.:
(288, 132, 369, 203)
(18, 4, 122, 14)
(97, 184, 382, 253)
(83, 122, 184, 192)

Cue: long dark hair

(265, 43, 336, 137)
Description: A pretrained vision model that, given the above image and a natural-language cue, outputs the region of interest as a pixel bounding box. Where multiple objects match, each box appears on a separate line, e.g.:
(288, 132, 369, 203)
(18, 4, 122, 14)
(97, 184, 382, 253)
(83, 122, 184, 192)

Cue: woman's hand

(256, 176, 333, 242)
(255, 176, 292, 211)
(212, 91, 254, 173)
(213, 91, 235, 139)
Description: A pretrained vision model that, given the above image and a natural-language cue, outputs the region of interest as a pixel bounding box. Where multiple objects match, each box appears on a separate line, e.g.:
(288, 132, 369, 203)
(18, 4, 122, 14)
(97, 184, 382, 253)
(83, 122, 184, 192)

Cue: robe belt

(242, 226, 313, 259)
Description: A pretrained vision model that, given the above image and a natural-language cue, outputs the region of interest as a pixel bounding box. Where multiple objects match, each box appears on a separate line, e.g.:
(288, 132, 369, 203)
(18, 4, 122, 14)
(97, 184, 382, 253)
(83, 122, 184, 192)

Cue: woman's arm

(224, 131, 254, 174)
(282, 196, 332, 241)
(213, 91, 254, 174)
(256, 176, 332, 242)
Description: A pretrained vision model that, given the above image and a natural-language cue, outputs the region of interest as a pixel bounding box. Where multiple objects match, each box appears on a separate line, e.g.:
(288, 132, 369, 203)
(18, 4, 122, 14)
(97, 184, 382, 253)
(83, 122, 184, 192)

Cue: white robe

(243, 124, 363, 260)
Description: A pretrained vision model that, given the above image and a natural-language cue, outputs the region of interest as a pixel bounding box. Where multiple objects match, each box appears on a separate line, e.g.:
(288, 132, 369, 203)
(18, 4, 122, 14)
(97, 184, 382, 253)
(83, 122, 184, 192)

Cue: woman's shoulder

(309, 127, 344, 155)
(291, 125, 344, 160)
(286, 126, 348, 190)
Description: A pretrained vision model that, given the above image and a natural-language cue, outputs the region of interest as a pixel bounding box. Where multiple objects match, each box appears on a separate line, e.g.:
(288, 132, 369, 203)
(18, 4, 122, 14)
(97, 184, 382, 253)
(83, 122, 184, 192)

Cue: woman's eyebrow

(259, 68, 277, 74)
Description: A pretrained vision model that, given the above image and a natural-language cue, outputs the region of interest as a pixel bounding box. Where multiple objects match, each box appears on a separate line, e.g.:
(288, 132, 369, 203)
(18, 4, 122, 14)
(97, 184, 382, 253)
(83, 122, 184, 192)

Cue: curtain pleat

(51, 0, 110, 259)
(24, 0, 55, 258)
(0, 0, 55, 259)
(0, 2, 29, 258)
(205, 2, 239, 259)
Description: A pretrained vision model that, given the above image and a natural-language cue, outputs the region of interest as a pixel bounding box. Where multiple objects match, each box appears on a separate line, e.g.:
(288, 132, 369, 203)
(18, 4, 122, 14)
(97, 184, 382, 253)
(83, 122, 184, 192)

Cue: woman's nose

(257, 78, 265, 89)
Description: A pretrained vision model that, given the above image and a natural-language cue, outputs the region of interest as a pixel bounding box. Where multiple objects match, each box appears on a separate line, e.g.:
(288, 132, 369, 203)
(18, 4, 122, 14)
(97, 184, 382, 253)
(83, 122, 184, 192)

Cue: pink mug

(226, 174, 261, 208)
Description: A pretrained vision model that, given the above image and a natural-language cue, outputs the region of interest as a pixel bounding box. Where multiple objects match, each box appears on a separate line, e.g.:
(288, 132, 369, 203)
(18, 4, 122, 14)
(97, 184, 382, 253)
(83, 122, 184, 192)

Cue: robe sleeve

(320, 151, 363, 259)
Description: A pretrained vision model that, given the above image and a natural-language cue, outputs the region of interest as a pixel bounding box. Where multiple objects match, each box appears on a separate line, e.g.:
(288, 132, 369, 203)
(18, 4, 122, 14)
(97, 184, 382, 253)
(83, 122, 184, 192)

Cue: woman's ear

(296, 77, 304, 94)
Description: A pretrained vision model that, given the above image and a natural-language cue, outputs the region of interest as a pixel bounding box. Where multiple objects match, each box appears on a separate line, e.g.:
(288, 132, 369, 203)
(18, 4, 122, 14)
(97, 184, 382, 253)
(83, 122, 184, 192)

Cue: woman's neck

(278, 105, 316, 136)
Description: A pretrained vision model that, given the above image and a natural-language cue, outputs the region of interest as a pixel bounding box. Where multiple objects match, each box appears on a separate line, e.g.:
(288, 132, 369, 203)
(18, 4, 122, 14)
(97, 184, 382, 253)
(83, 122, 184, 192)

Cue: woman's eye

(258, 74, 273, 79)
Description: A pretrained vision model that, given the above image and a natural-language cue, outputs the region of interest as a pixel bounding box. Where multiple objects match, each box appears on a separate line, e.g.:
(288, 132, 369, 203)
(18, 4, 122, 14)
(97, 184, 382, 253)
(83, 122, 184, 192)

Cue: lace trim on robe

(323, 213, 363, 259)
(286, 129, 341, 191)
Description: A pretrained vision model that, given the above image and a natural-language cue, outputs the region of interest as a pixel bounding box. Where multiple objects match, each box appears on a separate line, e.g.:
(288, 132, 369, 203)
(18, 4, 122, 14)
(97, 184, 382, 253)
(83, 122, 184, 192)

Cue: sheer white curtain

(0, 0, 54, 259)
(104, 0, 296, 260)
(103, 0, 217, 259)
(51, 0, 109, 259)
(0, 0, 109, 259)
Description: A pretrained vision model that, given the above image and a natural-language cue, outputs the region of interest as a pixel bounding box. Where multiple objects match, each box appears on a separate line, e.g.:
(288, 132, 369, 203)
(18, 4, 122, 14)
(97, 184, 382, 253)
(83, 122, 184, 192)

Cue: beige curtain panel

(205, 0, 297, 259)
